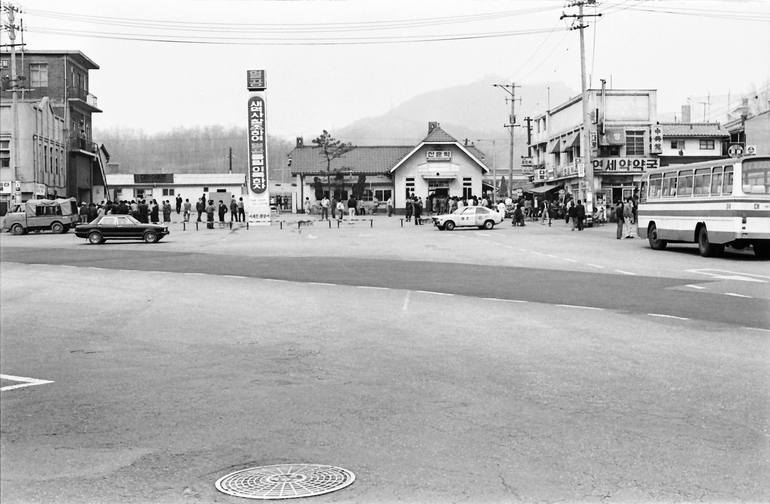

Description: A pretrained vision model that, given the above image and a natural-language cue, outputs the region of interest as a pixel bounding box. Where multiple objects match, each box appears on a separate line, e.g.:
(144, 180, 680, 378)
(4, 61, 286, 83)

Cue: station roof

(659, 122, 729, 138)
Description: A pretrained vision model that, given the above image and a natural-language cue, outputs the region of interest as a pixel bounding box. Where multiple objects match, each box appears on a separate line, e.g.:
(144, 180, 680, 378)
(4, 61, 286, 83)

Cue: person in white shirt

(497, 201, 507, 217)
(320, 196, 330, 220)
(336, 200, 345, 221)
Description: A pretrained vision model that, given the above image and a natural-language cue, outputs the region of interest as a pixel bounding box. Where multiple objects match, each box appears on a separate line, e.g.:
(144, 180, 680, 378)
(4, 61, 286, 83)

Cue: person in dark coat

(162, 200, 172, 223)
(150, 199, 160, 224)
(575, 199, 586, 231)
(229, 197, 238, 222)
(138, 200, 149, 223)
(86, 203, 98, 222)
(196, 198, 204, 222)
(405, 198, 413, 222)
(217, 200, 228, 227)
(413, 196, 422, 225)
(175, 195, 182, 214)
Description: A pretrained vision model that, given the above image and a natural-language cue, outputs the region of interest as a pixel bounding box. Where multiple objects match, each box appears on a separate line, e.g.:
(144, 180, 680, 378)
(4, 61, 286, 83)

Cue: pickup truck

(3, 197, 80, 234)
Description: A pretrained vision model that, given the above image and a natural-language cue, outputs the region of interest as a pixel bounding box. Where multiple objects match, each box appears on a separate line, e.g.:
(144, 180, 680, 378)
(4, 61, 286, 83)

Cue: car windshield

(452, 207, 474, 215)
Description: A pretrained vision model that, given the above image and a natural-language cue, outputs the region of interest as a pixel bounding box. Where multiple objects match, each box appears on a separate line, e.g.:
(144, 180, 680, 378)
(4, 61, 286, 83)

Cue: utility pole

(228, 147, 233, 173)
(561, 1, 601, 209)
(493, 82, 521, 197)
(2, 3, 22, 199)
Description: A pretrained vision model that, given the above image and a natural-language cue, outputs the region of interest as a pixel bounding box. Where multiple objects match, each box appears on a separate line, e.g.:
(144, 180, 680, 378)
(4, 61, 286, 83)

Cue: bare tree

(311, 130, 354, 200)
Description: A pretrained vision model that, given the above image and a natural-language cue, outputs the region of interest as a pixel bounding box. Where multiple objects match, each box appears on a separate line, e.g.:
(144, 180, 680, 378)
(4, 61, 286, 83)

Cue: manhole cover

(215, 464, 355, 500)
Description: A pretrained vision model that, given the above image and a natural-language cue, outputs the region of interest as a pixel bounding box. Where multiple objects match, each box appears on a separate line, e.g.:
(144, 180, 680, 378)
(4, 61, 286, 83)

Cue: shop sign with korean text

(592, 158, 658, 172)
(245, 70, 271, 226)
(426, 150, 451, 161)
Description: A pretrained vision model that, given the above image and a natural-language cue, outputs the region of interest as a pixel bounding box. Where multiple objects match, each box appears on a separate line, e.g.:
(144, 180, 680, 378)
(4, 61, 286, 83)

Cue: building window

(462, 177, 473, 200)
(0, 139, 10, 168)
(405, 177, 415, 199)
(29, 63, 48, 87)
(670, 140, 685, 150)
(203, 187, 209, 192)
(374, 189, 391, 202)
(162, 188, 175, 196)
(699, 139, 715, 150)
(625, 131, 645, 156)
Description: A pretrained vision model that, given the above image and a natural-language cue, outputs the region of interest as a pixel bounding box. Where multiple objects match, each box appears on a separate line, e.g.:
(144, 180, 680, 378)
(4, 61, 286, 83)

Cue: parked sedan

(433, 206, 504, 231)
(75, 215, 169, 244)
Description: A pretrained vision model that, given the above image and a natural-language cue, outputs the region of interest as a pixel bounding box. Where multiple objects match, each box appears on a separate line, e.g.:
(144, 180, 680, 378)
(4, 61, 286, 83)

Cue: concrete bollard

(195, 221, 199, 231)
(370, 219, 373, 228)
(400, 218, 404, 228)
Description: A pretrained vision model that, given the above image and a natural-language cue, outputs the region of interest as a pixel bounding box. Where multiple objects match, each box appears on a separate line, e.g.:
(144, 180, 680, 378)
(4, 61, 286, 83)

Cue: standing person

(371, 196, 379, 215)
(320, 194, 330, 220)
(414, 196, 423, 225)
(218, 200, 228, 227)
(623, 198, 635, 238)
(331, 196, 337, 220)
(162, 200, 172, 223)
(130, 200, 139, 218)
(150, 200, 160, 224)
(615, 200, 625, 240)
(405, 196, 413, 222)
(357, 197, 365, 216)
(183, 198, 191, 222)
(575, 199, 586, 231)
(336, 198, 345, 221)
(347, 193, 357, 223)
(196, 198, 204, 222)
(237, 197, 246, 222)
(230, 197, 239, 222)
(175, 194, 182, 214)
(205, 200, 215, 229)
(304, 197, 311, 215)
(568, 201, 577, 230)
(540, 200, 549, 225)
(138, 200, 149, 224)
(79, 202, 89, 223)
(497, 200, 507, 217)
(386, 196, 393, 217)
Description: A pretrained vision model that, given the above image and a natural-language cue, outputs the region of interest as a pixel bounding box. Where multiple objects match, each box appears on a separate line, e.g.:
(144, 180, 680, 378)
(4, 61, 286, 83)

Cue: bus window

(677, 169, 693, 197)
(693, 168, 711, 196)
(723, 166, 733, 195)
(742, 159, 770, 194)
(639, 181, 647, 203)
(662, 172, 677, 197)
(648, 174, 662, 199)
(711, 166, 723, 195)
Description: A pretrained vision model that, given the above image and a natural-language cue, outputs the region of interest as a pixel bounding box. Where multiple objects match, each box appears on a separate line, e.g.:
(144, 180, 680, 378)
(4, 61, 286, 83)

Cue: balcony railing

(67, 87, 99, 109)
(70, 137, 98, 153)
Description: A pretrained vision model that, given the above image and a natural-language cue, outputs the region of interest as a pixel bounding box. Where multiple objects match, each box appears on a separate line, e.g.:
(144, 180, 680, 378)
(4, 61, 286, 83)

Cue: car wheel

(50, 221, 65, 234)
(10, 223, 25, 235)
(483, 220, 495, 230)
(144, 231, 158, 243)
(88, 231, 104, 244)
(647, 223, 667, 250)
(444, 220, 455, 231)
(697, 225, 723, 257)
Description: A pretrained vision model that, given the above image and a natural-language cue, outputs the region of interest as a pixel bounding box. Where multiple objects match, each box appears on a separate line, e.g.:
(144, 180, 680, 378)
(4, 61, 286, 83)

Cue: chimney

(428, 121, 439, 133)
(681, 105, 691, 123)
(296, 137, 304, 148)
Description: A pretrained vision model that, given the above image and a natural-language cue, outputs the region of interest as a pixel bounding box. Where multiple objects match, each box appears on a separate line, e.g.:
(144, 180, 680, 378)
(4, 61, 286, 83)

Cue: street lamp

(476, 138, 497, 202)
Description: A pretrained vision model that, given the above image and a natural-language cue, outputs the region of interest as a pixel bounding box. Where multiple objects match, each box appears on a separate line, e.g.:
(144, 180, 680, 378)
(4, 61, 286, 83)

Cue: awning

(600, 128, 625, 146)
(526, 184, 561, 194)
(547, 139, 561, 154)
(562, 132, 581, 151)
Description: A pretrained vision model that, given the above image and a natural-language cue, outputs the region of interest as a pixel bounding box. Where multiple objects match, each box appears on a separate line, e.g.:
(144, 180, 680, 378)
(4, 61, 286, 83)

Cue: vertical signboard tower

(246, 70, 271, 225)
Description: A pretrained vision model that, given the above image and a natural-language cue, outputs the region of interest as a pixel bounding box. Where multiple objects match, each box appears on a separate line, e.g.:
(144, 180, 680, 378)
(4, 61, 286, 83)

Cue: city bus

(637, 156, 770, 258)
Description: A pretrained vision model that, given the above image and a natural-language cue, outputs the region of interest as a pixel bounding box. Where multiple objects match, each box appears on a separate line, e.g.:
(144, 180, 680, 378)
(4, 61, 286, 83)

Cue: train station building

(290, 122, 490, 212)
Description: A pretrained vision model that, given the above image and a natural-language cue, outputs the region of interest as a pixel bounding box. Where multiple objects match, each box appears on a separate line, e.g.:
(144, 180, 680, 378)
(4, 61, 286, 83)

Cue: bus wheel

(648, 223, 667, 250)
(697, 226, 723, 257)
(754, 241, 770, 259)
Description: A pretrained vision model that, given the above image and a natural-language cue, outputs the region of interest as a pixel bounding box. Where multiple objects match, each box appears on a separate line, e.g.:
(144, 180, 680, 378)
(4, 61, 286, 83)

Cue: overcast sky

(4, 0, 769, 138)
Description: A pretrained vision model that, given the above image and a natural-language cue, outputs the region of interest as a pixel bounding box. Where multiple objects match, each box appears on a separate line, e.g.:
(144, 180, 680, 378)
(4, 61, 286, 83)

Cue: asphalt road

(2, 245, 768, 329)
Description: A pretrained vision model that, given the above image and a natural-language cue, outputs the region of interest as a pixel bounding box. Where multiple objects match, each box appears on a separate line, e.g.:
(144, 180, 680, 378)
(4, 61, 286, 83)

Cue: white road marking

(648, 313, 689, 321)
(264, 278, 287, 283)
(308, 282, 335, 286)
(587, 263, 605, 269)
(223, 275, 247, 279)
(743, 327, 770, 334)
(562, 258, 578, 263)
(686, 268, 767, 283)
(0, 374, 54, 392)
(685, 284, 706, 290)
(402, 290, 411, 312)
(724, 292, 752, 298)
(356, 285, 389, 290)
(87, 266, 105, 270)
(482, 297, 528, 303)
(615, 269, 637, 276)
(545, 254, 558, 258)
(415, 290, 454, 296)
(556, 304, 604, 311)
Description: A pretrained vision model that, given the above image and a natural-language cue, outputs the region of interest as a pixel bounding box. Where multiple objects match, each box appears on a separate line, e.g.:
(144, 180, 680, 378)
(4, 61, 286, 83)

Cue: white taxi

(433, 206, 504, 231)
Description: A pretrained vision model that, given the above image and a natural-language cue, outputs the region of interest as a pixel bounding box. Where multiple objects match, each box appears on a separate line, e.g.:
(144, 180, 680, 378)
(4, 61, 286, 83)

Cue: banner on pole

(246, 70, 271, 225)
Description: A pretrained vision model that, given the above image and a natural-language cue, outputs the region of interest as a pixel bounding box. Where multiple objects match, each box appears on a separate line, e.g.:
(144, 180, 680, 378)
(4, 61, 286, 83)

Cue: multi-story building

(0, 50, 108, 206)
(529, 88, 658, 206)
